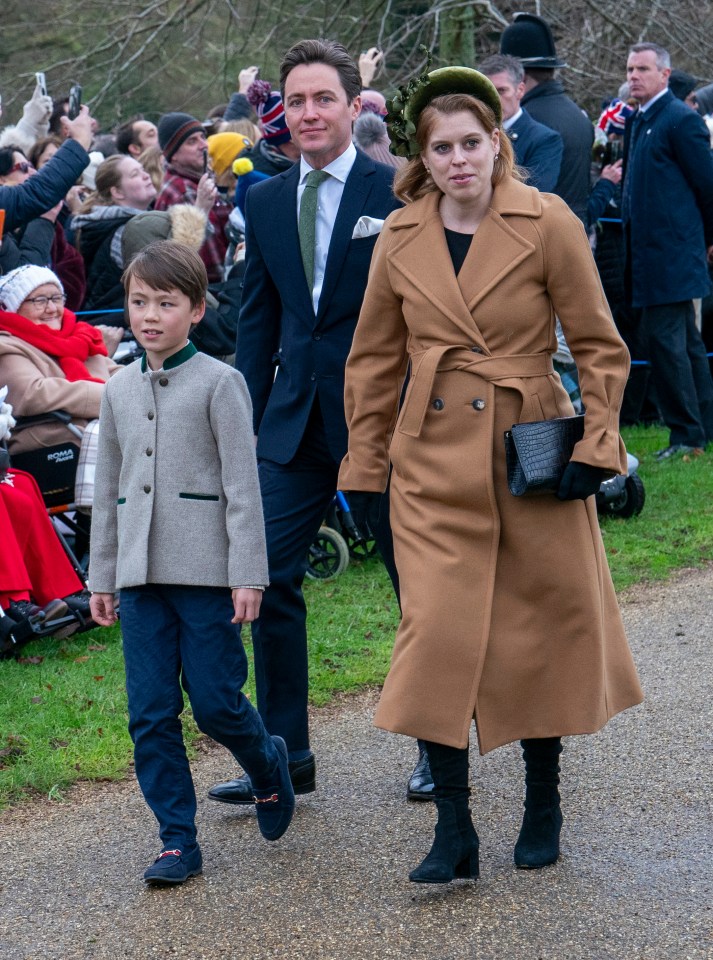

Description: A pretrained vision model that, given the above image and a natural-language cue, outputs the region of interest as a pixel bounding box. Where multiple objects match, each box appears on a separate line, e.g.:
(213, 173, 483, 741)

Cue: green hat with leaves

(386, 54, 503, 159)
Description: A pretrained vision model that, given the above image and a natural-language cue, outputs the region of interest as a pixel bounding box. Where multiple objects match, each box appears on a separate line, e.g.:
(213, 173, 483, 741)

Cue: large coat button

(147, 411, 155, 420)
(472, 399, 486, 411)
(432, 398, 445, 410)
(159, 377, 168, 386)
(146, 448, 153, 456)
(143, 484, 151, 493)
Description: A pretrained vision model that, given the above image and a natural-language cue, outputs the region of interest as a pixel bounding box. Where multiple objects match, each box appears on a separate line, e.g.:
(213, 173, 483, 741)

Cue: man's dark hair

(123, 239, 207, 309)
(479, 54, 524, 86)
(629, 42, 671, 71)
(280, 38, 361, 104)
(116, 117, 145, 155)
(524, 67, 555, 84)
(0, 145, 25, 177)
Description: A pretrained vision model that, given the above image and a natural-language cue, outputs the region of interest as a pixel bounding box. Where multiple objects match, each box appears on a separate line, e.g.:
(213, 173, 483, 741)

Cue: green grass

(1, 423, 711, 807)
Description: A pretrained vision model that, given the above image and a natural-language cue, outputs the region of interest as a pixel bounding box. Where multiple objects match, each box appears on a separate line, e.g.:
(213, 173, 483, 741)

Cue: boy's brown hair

(122, 239, 207, 308)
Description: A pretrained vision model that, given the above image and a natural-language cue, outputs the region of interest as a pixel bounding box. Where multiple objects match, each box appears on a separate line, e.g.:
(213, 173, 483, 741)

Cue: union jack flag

(597, 99, 636, 135)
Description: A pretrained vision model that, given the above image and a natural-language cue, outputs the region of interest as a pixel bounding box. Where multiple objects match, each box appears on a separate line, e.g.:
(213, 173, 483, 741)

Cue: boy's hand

(90, 592, 118, 627)
(231, 588, 262, 624)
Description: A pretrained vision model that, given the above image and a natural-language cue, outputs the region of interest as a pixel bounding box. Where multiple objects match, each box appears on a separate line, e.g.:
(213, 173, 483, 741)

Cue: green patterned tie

(298, 169, 330, 289)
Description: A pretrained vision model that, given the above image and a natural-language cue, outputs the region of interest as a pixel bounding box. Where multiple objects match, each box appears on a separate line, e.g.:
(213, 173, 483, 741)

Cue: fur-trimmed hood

(120, 204, 208, 265)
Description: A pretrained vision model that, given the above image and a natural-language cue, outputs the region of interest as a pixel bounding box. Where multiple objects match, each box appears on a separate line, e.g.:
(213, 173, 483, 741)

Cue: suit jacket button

(432, 398, 445, 411)
(146, 448, 153, 456)
(159, 377, 168, 386)
(472, 399, 486, 411)
(312, 333, 322, 341)
(147, 411, 155, 420)
(144, 484, 151, 493)
(310, 373, 317, 381)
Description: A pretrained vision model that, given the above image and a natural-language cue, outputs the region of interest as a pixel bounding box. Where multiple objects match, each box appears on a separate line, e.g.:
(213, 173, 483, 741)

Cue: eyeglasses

(10, 161, 34, 174)
(22, 294, 67, 308)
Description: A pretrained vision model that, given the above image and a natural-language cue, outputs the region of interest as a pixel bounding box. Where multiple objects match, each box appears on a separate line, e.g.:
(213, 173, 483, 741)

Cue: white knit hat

(0, 265, 64, 314)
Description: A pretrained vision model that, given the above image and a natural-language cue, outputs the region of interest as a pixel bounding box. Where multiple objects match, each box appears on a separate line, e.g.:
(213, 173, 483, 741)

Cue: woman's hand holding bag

(556, 461, 607, 501)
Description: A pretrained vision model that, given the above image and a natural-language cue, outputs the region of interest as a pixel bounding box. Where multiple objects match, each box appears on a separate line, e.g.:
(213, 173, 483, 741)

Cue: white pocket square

(352, 216, 384, 239)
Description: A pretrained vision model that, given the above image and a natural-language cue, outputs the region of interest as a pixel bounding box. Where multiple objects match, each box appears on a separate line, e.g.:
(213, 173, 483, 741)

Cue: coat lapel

(389, 182, 539, 349)
(316, 152, 374, 323)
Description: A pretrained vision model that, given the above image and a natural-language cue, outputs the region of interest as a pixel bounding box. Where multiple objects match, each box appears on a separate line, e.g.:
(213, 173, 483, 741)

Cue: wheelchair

(9, 410, 91, 574)
(0, 412, 98, 656)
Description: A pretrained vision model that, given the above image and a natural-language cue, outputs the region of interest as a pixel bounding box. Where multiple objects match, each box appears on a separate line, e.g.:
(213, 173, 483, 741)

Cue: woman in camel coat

(339, 67, 643, 885)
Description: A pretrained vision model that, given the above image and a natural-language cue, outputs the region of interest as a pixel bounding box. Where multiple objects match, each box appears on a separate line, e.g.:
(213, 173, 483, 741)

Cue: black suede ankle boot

(409, 741, 479, 884)
(514, 737, 563, 869)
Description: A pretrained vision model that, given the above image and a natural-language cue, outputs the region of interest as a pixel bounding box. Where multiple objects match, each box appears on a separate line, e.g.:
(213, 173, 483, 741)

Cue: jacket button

(432, 398, 445, 411)
(159, 377, 168, 386)
(312, 333, 322, 341)
(472, 399, 486, 411)
(143, 484, 152, 493)
(147, 412, 155, 420)
(471, 345, 484, 353)
(146, 448, 153, 456)
(310, 373, 317, 381)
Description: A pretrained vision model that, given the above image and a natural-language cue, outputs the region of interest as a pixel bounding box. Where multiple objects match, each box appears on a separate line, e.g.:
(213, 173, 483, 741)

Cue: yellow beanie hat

(206, 133, 252, 176)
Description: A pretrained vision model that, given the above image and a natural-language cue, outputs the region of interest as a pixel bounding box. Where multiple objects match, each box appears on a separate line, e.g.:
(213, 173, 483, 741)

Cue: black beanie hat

(668, 69, 697, 101)
(695, 81, 713, 116)
(158, 112, 204, 161)
(500, 13, 567, 69)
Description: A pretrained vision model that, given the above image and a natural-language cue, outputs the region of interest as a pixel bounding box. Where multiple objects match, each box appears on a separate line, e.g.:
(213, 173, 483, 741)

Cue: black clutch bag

(504, 415, 585, 496)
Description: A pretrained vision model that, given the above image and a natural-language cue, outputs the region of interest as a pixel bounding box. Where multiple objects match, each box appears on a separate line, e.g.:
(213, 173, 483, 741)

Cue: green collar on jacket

(140, 340, 197, 373)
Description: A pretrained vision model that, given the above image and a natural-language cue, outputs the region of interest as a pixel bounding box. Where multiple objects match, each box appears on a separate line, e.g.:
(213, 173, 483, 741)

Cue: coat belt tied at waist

(398, 347, 556, 438)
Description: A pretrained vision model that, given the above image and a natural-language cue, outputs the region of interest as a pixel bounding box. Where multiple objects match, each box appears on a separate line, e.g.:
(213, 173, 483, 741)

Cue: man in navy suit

(623, 42, 713, 460)
(479, 54, 563, 193)
(208, 39, 402, 805)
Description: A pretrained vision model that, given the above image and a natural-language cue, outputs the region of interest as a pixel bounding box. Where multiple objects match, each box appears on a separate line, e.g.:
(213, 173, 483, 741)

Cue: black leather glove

(345, 490, 382, 540)
(556, 461, 607, 501)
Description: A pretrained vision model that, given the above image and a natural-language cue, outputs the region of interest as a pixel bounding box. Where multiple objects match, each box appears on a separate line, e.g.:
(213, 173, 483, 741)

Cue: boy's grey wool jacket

(88, 347, 268, 592)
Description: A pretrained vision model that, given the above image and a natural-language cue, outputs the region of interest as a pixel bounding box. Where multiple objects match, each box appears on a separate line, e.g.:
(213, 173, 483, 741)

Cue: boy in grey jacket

(89, 240, 294, 885)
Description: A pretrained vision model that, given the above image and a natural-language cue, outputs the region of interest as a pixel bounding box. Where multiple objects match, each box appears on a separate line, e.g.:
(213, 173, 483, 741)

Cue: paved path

(1, 567, 712, 960)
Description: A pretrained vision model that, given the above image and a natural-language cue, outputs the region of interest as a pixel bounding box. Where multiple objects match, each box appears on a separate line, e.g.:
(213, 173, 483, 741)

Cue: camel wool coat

(338, 178, 643, 753)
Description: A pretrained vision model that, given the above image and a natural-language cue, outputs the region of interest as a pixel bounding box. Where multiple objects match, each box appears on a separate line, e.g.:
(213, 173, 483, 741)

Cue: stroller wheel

(600, 471, 646, 519)
(306, 526, 350, 581)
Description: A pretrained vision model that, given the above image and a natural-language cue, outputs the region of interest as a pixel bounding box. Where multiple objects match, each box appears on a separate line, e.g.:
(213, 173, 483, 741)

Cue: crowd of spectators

(1, 20, 713, 646)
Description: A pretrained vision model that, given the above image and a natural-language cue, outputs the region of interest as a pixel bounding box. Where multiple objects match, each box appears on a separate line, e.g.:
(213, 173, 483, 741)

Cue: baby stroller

(306, 492, 380, 580)
(595, 452, 646, 519)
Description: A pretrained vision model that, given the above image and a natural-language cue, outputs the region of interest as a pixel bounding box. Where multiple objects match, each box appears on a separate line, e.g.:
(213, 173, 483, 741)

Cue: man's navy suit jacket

(508, 108, 563, 193)
(622, 89, 713, 308)
(236, 150, 401, 464)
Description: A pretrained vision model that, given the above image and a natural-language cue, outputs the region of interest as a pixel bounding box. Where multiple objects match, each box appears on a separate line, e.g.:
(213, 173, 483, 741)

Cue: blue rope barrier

(75, 309, 125, 316)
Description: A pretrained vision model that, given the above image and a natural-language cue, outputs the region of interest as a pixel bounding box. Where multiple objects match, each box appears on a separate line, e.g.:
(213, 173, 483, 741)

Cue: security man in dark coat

(500, 12, 593, 223)
(622, 42, 713, 459)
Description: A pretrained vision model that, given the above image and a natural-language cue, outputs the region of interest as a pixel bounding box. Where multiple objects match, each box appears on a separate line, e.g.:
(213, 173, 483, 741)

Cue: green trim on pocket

(179, 492, 220, 501)
(117, 497, 126, 505)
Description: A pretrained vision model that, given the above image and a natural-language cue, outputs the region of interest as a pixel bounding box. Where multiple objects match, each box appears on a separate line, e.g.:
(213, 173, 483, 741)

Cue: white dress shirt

(297, 142, 357, 314)
(503, 107, 523, 132)
(639, 87, 669, 114)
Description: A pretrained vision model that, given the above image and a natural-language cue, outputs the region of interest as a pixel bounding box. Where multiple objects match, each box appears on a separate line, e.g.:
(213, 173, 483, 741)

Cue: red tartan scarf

(0, 308, 109, 383)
